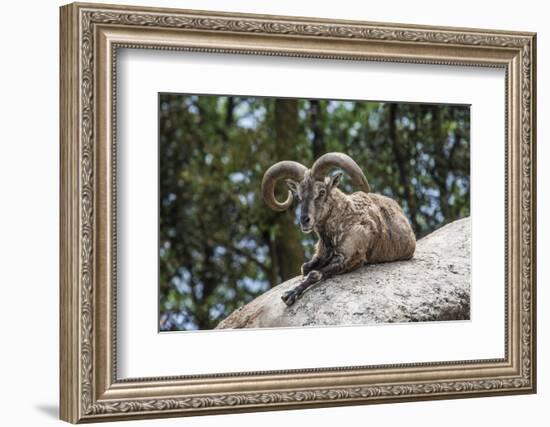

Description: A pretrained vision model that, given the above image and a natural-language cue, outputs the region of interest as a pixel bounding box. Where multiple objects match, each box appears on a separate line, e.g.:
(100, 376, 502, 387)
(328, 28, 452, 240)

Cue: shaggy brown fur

(282, 176, 415, 305)
(312, 188, 415, 267)
(261, 153, 416, 306)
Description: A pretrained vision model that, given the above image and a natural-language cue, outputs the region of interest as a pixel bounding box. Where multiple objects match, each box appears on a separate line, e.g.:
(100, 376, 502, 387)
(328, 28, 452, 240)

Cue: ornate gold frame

(59, 2, 537, 423)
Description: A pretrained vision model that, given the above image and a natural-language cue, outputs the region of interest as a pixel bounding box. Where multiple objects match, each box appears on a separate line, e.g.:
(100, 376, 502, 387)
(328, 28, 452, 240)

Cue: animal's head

(261, 153, 370, 233)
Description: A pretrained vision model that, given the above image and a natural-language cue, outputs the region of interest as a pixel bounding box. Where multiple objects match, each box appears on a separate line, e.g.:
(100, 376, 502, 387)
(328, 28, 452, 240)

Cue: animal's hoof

(281, 289, 298, 307)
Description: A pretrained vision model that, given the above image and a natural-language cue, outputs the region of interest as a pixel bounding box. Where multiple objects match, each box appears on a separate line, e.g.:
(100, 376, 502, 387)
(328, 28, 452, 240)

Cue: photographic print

(158, 94, 471, 331)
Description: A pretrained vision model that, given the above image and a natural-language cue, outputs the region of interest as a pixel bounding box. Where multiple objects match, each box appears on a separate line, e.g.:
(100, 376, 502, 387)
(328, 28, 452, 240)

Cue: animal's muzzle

(300, 214, 312, 230)
(300, 214, 311, 226)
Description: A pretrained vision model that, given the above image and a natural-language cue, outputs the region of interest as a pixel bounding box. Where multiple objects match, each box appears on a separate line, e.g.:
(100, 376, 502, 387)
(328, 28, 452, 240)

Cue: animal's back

(349, 192, 416, 263)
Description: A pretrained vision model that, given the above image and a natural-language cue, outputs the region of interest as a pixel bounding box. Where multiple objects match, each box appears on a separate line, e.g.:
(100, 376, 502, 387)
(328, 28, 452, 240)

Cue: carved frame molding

(60, 2, 536, 423)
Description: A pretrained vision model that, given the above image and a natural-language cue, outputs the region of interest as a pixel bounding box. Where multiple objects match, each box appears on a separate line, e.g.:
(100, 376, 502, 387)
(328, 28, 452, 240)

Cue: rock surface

(216, 217, 471, 329)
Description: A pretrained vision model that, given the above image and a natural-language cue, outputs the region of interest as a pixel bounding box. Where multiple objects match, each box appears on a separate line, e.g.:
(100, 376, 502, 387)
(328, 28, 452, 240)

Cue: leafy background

(159, 94, 470, 331)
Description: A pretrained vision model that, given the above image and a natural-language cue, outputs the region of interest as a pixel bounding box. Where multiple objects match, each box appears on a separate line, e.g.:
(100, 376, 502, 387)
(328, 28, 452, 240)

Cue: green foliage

(159, 95, 470, 331)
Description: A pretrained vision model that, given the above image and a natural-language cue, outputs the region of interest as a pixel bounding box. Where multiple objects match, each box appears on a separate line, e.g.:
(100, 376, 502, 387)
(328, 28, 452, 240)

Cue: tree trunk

(389, 104, 420, 233)
(430, 106, 451, 222)
(271, 99, 304, 282)
(309, 100, 326, 159)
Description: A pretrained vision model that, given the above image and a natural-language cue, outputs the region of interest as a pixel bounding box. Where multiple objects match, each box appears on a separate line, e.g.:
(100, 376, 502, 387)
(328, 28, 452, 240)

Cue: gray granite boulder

(216, 217, 471, 329)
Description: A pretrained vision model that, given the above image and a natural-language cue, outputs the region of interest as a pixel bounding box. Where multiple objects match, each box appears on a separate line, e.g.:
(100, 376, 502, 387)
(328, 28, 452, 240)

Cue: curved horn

(310, 152, 370, 193)
(261, 161, 307, 211)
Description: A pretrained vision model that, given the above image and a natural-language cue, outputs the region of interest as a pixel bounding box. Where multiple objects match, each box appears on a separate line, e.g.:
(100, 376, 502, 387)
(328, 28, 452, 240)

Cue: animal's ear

(328, 171, 343, 189)
(285, 179, 300, 194)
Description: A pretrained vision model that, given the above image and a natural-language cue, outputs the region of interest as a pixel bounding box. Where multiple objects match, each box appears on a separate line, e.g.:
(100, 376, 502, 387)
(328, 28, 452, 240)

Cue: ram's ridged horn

(261, 161, 308, 211)
(311, 152, 370, 193)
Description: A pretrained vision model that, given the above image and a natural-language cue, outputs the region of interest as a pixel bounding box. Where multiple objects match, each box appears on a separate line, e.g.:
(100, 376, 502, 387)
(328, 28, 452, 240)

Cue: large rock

(216, 217, 471, 329)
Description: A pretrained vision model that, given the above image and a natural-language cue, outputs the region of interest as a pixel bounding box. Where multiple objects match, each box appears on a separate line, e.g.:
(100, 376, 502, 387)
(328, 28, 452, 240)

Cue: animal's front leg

(281, 271, 323, 307)
(316, 252, 353, 279)
(314, 251, 367, 285)
(301, 239, 331, 275)
(285, 253, 360, 305)
(282, 248, 363, 307)
(301, 258, 317, 276)
(301, 256, 324, 276)
(281, 253, 349, 307)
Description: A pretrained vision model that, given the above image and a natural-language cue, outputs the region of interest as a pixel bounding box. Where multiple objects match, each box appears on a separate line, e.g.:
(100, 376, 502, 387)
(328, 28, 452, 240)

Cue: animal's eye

(317, 189, 326, 198)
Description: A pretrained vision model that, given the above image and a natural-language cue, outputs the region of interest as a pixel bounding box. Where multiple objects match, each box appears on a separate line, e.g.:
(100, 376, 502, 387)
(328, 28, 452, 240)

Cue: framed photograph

(60, 2, 536, 423)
